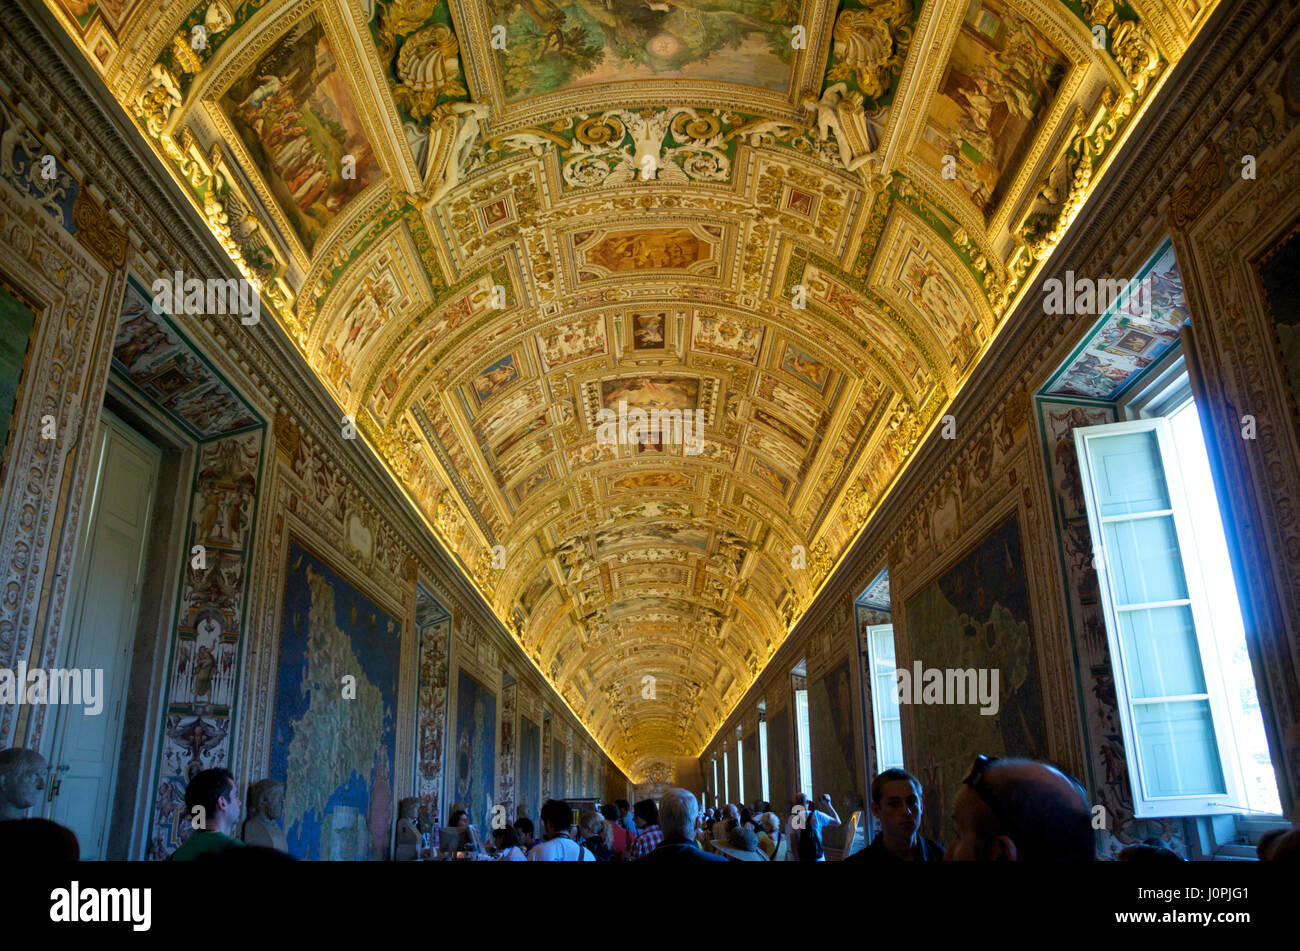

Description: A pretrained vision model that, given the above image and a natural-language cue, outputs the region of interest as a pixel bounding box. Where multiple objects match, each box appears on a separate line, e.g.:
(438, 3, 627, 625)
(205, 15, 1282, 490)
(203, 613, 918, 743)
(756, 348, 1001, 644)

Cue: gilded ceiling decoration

(45, 0, 1215, 781)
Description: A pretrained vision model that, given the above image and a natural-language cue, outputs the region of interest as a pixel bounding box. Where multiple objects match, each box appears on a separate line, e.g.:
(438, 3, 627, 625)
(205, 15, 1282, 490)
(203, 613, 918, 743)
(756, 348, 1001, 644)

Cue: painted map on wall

(487, 0, 797, 102)
(453, 669, 497, 835)
(270, 540, 399, 860)
(767, 706, 791, 810)
(219, 16, 380, 254)
(0, 286, 35, 477)
(518, 715, 540, 817)
(809, 660, 857, 849)
(903, 514, 1045, 842)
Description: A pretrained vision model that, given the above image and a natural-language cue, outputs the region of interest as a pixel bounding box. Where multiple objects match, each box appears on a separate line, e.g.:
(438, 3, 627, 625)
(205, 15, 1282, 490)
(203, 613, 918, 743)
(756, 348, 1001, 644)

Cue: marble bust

(242, 778, 288, 851)
(0, 747, 47, 821)
(394, 797, 421, 861)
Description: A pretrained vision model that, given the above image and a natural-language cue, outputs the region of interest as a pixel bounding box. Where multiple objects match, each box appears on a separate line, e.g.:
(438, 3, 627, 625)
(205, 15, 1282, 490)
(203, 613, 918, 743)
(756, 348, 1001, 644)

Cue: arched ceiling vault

(47, 0, 1214, 781)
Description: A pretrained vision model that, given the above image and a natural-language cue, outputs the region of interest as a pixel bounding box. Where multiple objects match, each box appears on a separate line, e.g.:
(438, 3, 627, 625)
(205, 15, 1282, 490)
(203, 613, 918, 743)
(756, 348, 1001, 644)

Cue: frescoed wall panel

(808, 658, 857, 848)
(552, 737, 567, 800)
(416, 616, 451, 825)
(767, 706, 791, 809)
(518, 715, 540, 818)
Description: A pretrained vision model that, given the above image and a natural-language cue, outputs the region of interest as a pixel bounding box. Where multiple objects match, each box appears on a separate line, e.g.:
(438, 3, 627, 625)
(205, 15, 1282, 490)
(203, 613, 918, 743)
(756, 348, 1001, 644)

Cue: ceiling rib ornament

(47, 0, 1212, 779)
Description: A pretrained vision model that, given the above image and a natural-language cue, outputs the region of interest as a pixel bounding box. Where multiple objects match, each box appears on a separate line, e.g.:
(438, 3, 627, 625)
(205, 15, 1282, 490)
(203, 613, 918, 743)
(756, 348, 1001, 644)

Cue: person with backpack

(788, 792, 840, 861)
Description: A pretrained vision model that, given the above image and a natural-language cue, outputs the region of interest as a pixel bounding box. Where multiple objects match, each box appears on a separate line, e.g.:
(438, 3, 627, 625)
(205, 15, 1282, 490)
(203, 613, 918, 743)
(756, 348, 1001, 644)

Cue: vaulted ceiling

(47, 0, 1213, 781)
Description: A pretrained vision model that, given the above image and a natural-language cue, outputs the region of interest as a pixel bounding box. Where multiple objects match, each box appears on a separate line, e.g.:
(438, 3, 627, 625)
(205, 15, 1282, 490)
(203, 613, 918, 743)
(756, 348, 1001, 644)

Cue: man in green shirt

(170, 767, 246, 861)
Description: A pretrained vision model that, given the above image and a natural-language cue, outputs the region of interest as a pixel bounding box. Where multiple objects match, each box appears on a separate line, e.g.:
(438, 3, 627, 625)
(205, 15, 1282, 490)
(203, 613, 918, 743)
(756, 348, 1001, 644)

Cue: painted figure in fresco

(192, 645, 216, 698)
(116, 309, 171, 370)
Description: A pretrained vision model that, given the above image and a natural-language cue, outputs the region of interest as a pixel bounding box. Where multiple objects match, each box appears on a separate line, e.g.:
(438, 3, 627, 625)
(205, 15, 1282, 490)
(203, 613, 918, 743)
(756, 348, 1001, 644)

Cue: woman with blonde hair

(757, 812, 782, 860)
(578, 810, 615, 861)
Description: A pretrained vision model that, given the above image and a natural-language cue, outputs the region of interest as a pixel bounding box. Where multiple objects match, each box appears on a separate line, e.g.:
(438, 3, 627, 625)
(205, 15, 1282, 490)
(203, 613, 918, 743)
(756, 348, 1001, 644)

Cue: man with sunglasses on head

(845, 768, 944, 863)
(946, 755, 1095, 862)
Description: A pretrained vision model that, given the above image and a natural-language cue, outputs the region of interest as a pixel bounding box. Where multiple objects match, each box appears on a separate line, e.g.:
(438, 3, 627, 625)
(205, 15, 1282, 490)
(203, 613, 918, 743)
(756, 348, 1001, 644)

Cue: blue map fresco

(270, 540, 399, 860)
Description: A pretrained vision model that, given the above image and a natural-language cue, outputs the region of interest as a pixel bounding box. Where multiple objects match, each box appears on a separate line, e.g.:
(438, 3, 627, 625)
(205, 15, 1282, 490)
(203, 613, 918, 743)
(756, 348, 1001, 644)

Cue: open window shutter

(1075, 418, 1244, 816)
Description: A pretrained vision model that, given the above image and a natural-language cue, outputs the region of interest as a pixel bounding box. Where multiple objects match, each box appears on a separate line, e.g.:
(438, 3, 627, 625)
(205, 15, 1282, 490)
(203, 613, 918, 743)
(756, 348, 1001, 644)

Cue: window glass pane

(871, 628, 895, 665)
(1104, 516, 1189, 604)
(877, 673, 900, 716)
(1134, 700, 1226, 797)
(879, 719, 903, 769)
(1120, 605, 1206, 698)
(1090, 430, 1171, 516)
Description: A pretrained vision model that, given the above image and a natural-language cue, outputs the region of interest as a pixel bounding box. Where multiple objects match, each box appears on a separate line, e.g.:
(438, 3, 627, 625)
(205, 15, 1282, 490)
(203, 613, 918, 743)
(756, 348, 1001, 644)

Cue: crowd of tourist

(3, 747, 1298, 862)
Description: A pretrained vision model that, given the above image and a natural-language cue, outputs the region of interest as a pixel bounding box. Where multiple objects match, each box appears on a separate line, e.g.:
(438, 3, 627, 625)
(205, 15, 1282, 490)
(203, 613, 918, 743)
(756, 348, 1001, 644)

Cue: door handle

(47, 763, 70, 801)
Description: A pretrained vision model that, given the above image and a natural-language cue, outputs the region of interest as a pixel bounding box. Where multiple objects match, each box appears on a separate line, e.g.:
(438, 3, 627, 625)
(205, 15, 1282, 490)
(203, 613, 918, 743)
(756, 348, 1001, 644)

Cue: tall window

(723, 750, 730, 804)
(866, 624, 905, 770)
(735, 727, 745, 805)
(758, 716, 770, 803)
(712, 756, 719, 805)
(1076, 382, 1280, 817)
(795, 687, 812, 795)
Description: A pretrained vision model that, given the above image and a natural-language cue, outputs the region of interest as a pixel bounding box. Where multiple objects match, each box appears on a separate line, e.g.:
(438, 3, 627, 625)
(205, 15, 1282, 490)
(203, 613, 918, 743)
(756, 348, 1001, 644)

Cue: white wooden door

(47, 410, 160, 858)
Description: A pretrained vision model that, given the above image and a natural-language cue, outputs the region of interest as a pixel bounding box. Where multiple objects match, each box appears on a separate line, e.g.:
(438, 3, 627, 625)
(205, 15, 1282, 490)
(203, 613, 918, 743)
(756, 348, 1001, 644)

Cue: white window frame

(1075, 416, 1247, 817)
(795, 688, 812, 795)
(736, 729, 745, 805)
(866, 623, 905, 772)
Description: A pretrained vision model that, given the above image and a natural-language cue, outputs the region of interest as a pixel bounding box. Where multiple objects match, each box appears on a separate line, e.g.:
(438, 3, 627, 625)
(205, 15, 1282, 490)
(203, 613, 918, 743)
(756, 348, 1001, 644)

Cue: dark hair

(1256, 828, 1289, 860)
(448, 809, 467, 828)
(871, 768, 921, 805)
(493, 824, 519, 850)
(633, 798, 658, 825)
(981, 761, 1095, 862)
(600, 803, 619, 823)
(739, 808, 753, 828)
(615, 798, 630, 811)
(184, 768, 235, 822)
(0, 818, 80, 860)
(1266, 828, 1300, 862)
(540, 799, 572, 833)
(513, 817, 534, 837)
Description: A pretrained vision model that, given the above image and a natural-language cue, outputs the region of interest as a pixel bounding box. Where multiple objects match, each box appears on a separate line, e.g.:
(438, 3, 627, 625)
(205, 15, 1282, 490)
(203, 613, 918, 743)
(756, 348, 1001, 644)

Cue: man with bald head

(945, 755, 1095, 862)
(640, 788, 726, 862)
